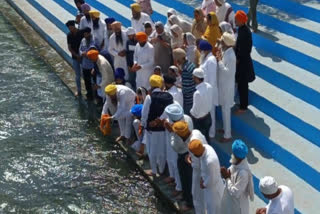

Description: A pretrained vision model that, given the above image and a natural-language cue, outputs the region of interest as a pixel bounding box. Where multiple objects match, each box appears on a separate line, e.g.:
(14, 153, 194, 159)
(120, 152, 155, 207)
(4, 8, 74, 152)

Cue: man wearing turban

(234, 10, 255, 114)
(132, 32, 155, 90)
(188, 139, 224, 214)
(198, 40, 219, 139)
(130, 3, 154, 33)
(216, 32, 236, 142)
(108, 22, 129, 81)
(140, 75, 173, 177)
(220, 140, 254, 214)
(74, 0, 85, 24)
(256, 176, 294, 214)
(87, 49, 114, 99)
(101, 84, 136, 143)
(89, 10, 108, 51)
(79, 3, 92, 30)
(125, 27, 138, 90)
(171, 120, 208, 213)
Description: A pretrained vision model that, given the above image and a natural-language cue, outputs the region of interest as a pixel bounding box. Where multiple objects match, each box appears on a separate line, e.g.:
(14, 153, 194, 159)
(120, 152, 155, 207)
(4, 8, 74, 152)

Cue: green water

(0, 14, 171, 213)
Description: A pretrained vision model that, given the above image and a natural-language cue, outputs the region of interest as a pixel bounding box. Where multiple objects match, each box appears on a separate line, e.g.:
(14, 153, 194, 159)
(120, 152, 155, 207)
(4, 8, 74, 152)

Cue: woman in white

(165, 8, 177, 33)
(184, 32, 199, 67)
(201, 0, 216, 15)
(170, 24, 184, 49)
(169, 15, 192, 33)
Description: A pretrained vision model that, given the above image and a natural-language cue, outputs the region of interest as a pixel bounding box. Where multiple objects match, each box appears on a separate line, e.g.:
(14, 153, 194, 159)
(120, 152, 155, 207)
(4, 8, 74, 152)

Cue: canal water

(0, 14, 171, 214)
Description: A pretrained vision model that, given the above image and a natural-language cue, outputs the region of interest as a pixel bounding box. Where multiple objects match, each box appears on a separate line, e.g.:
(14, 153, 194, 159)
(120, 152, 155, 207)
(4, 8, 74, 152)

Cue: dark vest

(146, 91, 174, 131)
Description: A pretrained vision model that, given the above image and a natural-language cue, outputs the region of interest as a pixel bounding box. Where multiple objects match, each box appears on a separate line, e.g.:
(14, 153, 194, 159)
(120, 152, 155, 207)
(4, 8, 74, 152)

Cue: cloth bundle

(100, 114, 112, 136)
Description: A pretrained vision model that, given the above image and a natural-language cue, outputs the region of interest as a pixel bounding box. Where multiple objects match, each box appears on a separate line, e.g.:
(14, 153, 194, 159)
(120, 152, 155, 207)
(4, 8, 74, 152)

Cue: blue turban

(165, 103, 184, 122)
(105, 17, 115, 24)
(131, 104, 143, 117)
(115, 68, 125, 80)
(232, 140, 248, 159)
(199, 40, 213, 51)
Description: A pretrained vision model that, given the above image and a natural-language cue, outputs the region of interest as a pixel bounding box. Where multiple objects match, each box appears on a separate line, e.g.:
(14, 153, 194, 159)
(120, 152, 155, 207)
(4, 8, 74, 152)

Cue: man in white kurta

(217, 32, 236, 142)
(199, 40, 219, 138)
(89, 11, 109, 51)
(79, 3, 93, 30)
(102, 84, 136, 142)
(215, 0, 235, 31)
(141, 75, 172, 176)
(188, 140, 224, 214)
(108, 22, 129, 80)
(190, 68, 214, 141)
(87, 51, 114, 99)
(220, 140, 254, 214)
(257, 176, 294, 214)
(131, 3, 154, 33)
(132, 32, 155, 89)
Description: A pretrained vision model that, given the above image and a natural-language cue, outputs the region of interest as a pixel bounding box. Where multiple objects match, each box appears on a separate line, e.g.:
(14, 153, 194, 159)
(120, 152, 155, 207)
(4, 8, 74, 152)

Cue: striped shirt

(181, 60, 196, 111)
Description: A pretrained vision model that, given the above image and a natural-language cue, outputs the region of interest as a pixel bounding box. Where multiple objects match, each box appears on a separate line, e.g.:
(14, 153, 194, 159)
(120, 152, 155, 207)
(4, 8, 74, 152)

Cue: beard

(93, 19, 99, 30)
(85, 14, 91, 22)
(115, 32, 123, 45)
(229, 154, 238, 165)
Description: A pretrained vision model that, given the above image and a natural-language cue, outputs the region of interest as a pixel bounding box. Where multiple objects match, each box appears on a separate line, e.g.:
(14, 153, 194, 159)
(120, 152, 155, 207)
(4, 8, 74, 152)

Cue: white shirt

(141, 88, 161, 128)
(102, 85, 136, 120)
(167, 86, 183, 107)
(218, 47, 236, 107)
(134, 42, 155, 89)
(201, 52, 219, 106)
(216, 3, 235, 30)
(79, 16, 93, 30)
(92, 19, 108, 50)
(266, 185, 294, 214)
(131, 12, 154, 33)
(96, 55, 114, 98)
(190, 82, 213, 119)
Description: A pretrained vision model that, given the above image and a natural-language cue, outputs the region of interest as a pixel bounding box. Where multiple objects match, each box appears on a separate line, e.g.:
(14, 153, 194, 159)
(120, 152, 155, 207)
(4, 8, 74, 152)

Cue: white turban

(126, 27, 135, 36)
(259, 176, 279, 195)
(193, 68, 204, 78)
(221, 32, 236, 46)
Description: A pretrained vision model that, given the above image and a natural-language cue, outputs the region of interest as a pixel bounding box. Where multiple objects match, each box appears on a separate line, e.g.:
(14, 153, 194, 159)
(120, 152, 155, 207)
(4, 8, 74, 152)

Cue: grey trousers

(247, 0, 259, 30)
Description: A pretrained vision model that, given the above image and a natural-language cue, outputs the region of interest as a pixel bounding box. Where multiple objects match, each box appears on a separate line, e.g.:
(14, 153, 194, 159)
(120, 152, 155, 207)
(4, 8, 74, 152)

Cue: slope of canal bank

(0, 1, 183, 213)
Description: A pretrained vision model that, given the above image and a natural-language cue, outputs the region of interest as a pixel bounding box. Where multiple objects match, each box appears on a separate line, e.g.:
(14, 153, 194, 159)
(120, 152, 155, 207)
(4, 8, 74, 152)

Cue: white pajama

(221, 105, 231, 139)
(166, 131, 181, 191)
(146, 131, 167, 174)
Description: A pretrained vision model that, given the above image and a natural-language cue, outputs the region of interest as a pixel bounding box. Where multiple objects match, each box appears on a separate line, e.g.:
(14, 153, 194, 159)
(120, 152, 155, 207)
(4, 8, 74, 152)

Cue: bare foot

(144, 169, 156, 177)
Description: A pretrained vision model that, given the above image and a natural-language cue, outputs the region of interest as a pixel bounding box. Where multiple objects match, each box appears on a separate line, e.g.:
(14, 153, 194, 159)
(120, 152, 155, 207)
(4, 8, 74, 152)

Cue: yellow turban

(188, 139, 205, 156)
(131, 3, 141, 12)
(149, 74, 163, 88)
(105, 84, 117, 96)
(89, 10, 100, 18)
(87, 50, 99, 61)
(172, 121, 190, 138)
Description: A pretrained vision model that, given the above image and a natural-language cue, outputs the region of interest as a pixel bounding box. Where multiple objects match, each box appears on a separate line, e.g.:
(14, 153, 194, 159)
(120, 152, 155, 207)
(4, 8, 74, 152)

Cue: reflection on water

(0, 14, 171, 213)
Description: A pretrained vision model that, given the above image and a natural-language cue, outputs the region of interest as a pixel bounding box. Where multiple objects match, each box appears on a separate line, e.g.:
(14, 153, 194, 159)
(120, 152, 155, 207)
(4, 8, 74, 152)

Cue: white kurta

(134, 42, 155, 90)
(108, 31, 129, 80)
(266, 185, 294, 214)
(131, 12, 154, 33)
(221, 158, 254, 214)
(201, 52, 218, 138)
(216, 3, 235, 30)
(218, 47, 236, 138)
(185, 130, 208, 214)
(167, 86, 183, 107)
(131, 118, 142, 152)
(141, 88, 166, 174)
(79, 16, 93, 30)
(92, 19, 108, 50)
(200, 144, 224, 214)
(96, 55, 114, 98)
(190, 82, 213, 119)
(102, 85, 136, 138)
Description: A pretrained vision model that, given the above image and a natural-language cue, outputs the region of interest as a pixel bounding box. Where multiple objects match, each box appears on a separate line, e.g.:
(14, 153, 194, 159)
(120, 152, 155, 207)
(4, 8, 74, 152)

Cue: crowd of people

(66, 0, 294, 213)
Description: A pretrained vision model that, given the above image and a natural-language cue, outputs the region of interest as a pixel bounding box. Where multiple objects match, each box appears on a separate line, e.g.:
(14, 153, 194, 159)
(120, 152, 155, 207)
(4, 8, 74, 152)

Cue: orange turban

(235, 10, 248, 24)
(87, 50, 99, 61)
(136, 32, 148, 42)
(172, 121, 190, 138)
(188, 139, 205, 156)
